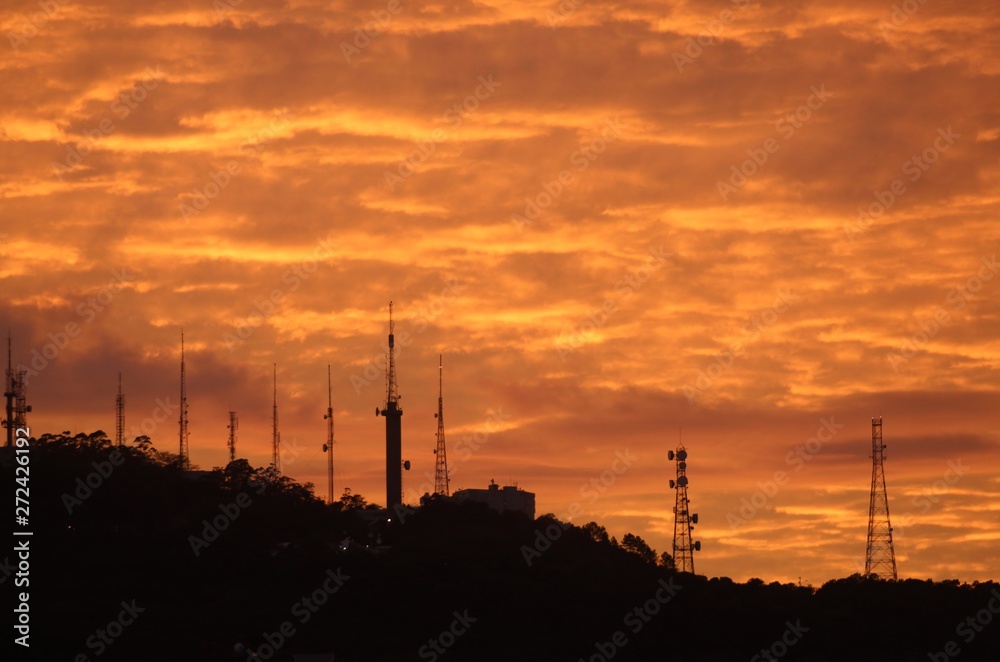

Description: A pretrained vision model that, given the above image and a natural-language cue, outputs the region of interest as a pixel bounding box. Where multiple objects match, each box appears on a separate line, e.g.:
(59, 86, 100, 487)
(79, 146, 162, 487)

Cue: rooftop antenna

(323, 364, 335, 504)
(272, 364, 281, 473)
(433, 354, 450, 496)
(178, 330, 189, 468)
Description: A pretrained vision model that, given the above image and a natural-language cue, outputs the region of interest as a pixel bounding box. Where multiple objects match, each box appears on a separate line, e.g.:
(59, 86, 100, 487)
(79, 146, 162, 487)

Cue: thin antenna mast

(178, 330, 189, 468)
(323, 364, 335, 504)
(227, 410, 238, 463)
(433, 355, 450, 496)
(116, 372, 125, 446)
(272, 364, 281, 473)
(4, 332, 14, 447)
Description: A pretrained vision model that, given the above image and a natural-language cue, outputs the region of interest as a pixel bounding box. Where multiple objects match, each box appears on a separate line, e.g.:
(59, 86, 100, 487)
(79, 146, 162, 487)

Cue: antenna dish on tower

(669, 440, 700, 573)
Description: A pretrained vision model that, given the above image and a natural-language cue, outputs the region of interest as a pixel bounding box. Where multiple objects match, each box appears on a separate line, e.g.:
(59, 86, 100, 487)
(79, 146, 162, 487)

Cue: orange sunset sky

(2, 0, 999, 585)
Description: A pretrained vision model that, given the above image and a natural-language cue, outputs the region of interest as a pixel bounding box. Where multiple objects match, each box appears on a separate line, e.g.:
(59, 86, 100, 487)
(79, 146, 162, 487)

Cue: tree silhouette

(620, 532, 656, 564)
(20, 429, 1000, 662)
(581, 521, 611, 544)
(658, 550, 676, 570)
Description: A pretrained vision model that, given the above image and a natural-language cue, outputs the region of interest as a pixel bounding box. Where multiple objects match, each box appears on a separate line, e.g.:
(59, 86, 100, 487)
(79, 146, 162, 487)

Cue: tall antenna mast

(668, 441, 701, 573)
(323, 364, 335, 504)
(3, 333, 32, 447)
(386, 302, 399, 406)
(227, 410, 238, 463)
(376, 301, 404, 510)
(865, 416, 897, 580)
(272, 364, 281, 473)
(178, 330, 189, 468)
(116, 372, 125, 446)
(4, 332, 13, 447)
(433, 354, 450, 496)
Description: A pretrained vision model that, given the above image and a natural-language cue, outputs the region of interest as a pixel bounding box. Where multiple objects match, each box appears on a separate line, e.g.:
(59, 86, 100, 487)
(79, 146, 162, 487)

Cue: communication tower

(865, 416, 897, 580)
(323, 364, 335, 504)
(116, 372, 125, 446)
(272, 364, 281, 473)
(376, 302, 403, 510)
(178, 331, 190, 468)
(227, 410, 238, 463)
(668, 444, 701, 573)
(433, 355, 450, 496)
(3, 334, 31, 446)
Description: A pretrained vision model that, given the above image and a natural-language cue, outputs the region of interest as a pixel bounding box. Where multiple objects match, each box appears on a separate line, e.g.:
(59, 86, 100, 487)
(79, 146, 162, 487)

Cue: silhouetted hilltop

(11, 432, 1000, 661)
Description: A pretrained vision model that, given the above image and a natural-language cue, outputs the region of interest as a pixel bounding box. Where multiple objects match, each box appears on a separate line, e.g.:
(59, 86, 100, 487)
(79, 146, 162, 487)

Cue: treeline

(7, 431, 1000, 661)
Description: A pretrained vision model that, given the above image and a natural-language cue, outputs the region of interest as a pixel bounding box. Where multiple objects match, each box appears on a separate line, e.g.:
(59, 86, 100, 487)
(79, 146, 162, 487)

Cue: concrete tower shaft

(377, 302, 403, 510)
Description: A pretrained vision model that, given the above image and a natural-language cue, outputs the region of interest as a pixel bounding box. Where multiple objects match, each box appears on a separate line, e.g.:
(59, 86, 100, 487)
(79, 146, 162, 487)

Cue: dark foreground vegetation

(5, 431, 1000, 661)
